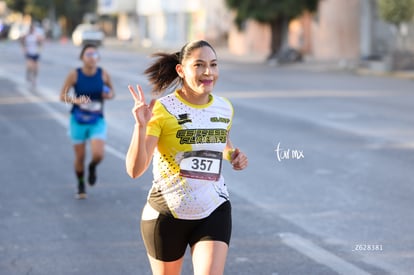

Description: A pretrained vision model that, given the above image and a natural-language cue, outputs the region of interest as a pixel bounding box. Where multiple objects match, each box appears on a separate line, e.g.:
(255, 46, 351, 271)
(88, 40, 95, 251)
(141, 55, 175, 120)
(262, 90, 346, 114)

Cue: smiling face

(176, 46, 218, 101)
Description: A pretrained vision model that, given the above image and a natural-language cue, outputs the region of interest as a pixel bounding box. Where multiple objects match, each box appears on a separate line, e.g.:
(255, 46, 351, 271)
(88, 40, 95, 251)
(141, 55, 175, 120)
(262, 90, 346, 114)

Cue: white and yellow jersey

(146, 90, 233, 220)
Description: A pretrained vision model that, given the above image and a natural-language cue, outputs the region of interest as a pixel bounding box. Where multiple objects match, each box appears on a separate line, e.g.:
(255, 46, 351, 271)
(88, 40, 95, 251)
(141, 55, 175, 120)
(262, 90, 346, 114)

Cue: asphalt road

(1, 39, 413, 275)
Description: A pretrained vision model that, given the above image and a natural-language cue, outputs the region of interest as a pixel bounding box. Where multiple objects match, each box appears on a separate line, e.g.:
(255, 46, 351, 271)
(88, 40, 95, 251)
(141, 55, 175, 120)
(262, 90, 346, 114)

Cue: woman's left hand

(102, 91, 114, 99)
(230, 148, 248, 170)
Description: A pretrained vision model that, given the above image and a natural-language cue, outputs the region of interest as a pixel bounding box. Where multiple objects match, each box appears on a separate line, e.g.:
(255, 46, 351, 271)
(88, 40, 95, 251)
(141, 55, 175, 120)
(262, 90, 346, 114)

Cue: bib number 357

(179, 150, 222, 181)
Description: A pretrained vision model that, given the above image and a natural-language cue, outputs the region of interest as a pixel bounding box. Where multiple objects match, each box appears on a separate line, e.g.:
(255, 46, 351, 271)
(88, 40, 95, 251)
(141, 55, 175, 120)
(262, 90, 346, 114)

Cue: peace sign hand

(128, 84, 155, 126)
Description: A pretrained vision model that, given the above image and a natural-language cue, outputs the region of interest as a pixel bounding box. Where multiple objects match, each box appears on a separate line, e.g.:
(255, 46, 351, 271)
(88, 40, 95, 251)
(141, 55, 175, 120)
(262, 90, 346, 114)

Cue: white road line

(0, 69, 126, 161)
(279, 232, 371, 275)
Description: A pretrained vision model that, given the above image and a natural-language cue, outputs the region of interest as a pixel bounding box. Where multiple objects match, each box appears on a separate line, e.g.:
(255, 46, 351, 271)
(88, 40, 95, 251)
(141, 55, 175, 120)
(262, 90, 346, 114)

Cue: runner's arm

(102, 69, 115, 99)
(224, 132, 235, 161)
(224, 134, 248, 170)
(126, 127, 158, 178)
(59, 70, 80, 104)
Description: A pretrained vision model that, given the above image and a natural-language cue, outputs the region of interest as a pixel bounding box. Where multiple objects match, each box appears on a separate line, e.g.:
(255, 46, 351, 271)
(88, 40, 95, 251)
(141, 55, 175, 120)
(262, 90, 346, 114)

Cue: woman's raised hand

(128, 84, 155, 126)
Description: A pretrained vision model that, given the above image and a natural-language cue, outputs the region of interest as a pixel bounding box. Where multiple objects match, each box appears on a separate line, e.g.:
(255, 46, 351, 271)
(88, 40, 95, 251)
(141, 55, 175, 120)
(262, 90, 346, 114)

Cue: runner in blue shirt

(60, 44, 115, 199)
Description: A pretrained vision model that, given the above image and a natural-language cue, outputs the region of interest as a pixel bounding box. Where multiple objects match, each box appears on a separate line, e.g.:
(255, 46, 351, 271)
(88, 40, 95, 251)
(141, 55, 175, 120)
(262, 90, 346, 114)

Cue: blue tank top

(71, 67, 104, 116)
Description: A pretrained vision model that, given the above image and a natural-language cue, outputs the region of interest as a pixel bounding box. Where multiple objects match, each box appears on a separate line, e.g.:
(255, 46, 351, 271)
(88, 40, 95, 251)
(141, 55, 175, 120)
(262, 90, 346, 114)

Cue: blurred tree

(58, 0, 98, 33)
(25, 0, 50, 20)
(378, 0, 414, 51)
(225, 0, 319, 60)
(378, 0, 414, 27)
(5, 0, 97, 34)
(6, 0, 55, 20)
(5, 0, 26, 12)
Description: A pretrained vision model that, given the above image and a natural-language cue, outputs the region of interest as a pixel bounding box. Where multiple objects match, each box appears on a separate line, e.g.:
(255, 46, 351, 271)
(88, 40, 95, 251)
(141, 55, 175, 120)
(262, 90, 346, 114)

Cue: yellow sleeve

(222, 97, 234, 131)
(146, 100, 164, 137)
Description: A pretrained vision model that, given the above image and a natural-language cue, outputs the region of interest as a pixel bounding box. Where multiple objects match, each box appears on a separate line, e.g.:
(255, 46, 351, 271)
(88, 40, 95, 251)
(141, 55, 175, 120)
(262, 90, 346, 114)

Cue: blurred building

(97, 0, 414, 68)
(228, 0, 414, 69)
(305, 0, 398, 62)
(228, 0, 365, 61)
(97, 0, 229, 48)
(97, 0, 137, 40)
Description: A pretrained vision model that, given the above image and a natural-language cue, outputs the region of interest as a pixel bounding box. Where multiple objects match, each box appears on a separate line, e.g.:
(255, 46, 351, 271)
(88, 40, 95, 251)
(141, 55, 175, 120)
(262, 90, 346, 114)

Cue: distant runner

(60, 44, 115, 199)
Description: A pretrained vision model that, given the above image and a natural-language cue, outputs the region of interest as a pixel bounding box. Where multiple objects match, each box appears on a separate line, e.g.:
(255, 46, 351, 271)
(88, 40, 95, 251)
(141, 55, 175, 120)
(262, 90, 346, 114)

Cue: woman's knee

(91, 139, 105, 162)
(191, 241, 228, 275)
(147, 254, 184, 275)
(92, 149, 104, 163)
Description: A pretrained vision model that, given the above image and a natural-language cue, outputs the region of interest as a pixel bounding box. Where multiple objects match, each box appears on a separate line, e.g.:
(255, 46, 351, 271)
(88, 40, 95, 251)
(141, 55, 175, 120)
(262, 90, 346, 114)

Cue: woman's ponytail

(144, 52, 181, 96)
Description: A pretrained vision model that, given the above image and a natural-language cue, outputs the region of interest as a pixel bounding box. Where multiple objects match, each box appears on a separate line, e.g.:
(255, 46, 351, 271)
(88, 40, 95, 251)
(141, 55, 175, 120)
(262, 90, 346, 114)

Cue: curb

(356, 68, 414, 80)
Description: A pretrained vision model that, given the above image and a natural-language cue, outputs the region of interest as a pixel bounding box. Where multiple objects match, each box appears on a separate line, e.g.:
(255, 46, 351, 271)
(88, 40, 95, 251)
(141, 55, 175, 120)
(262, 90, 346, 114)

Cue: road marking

(0, 95, 59, 105)
(218, 90, 394, 99)
(279, 232, 371, 275)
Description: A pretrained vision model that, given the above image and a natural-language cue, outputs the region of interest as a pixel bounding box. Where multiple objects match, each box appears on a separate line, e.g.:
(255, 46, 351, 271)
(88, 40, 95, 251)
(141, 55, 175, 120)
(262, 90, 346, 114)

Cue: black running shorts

(140, 201, 232, 262)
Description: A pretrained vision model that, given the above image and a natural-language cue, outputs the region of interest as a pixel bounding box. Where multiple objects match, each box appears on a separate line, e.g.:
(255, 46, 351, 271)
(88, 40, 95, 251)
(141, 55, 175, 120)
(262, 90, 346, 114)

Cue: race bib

(179, 150, 222, 181)
(79, 101, 102, 112)
(73, 100, 102, 124)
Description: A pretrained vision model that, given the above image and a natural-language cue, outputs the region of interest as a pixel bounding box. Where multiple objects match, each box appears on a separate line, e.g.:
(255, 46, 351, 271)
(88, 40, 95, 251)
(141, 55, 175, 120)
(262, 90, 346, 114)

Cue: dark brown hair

(79, 44, 98, 59)
(144, 40, 216, 96)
